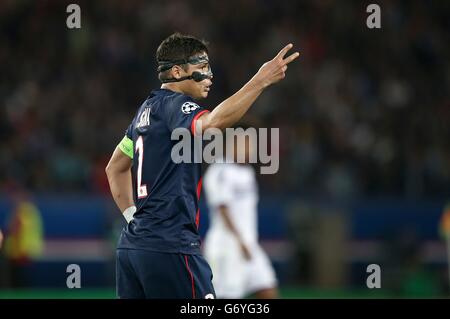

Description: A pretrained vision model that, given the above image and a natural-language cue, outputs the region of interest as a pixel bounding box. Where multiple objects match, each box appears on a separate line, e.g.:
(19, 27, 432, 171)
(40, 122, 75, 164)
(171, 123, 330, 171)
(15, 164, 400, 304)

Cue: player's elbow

(105, 147, 133, 178)
(105, 161, 114, 180)
(105, 158, 118, 181)
(200, 115, 225, 132)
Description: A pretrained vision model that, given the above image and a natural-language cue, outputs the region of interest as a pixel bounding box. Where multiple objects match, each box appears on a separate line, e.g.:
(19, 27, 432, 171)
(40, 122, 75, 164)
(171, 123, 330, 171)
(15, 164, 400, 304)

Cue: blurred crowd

(1, 0, 449, 200)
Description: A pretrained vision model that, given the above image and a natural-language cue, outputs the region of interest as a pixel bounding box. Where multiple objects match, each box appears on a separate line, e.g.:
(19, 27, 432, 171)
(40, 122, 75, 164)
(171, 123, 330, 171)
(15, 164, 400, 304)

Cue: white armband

(123, 206, 137, 223)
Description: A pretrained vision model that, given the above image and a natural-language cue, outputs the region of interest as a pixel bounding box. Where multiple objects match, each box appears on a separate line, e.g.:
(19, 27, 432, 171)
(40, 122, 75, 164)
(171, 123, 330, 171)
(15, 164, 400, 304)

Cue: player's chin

(199, 90, 209, 99)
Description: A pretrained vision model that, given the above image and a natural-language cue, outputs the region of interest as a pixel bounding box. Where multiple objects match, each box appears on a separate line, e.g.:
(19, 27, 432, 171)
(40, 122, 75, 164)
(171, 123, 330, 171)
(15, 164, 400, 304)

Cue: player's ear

(171, 65, 184, 79)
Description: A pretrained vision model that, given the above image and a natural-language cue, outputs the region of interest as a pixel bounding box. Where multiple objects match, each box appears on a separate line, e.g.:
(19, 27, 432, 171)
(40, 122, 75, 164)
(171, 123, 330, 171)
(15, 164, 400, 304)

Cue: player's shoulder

(241, 164, 255, 174)
(239, 164, 256, 179)
(205, 162, 237, 183)
(225, 163, 255, 182)
(156, 89, 198, 113)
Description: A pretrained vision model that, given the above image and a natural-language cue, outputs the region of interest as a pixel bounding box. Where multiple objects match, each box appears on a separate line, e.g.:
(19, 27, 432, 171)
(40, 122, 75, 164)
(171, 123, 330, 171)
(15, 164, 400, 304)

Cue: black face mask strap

(157, 59, 187, 73)
(158, 54, 212, 83)
(160, 74, 193, 83)
(160, 71, 213, 84)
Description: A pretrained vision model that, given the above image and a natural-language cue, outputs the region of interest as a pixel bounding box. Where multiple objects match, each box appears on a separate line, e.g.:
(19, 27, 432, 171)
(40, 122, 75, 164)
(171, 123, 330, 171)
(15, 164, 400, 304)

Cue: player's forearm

(106, 170, 135, 213)
(202, 77, 266, 131)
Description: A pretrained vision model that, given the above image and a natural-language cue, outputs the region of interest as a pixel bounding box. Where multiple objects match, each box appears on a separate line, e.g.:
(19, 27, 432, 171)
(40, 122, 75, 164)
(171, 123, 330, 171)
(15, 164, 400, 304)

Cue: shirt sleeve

(166, 95, 209, 135)
(204, 165, 234, 207)
(125, 123, 133, 139)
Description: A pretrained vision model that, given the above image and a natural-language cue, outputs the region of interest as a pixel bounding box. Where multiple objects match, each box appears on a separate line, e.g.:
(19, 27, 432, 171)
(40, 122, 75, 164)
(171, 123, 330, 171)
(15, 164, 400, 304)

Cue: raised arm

(195, 44, 300, 133)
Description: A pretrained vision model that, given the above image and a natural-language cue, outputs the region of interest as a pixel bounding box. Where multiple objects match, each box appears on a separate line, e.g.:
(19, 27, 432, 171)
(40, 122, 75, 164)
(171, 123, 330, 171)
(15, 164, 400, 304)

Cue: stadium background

(0, 0, 449, 298)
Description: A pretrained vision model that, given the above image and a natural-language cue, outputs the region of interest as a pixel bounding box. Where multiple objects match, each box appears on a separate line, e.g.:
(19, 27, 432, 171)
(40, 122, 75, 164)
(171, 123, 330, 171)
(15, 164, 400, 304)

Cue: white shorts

(203, 233, 278, 299)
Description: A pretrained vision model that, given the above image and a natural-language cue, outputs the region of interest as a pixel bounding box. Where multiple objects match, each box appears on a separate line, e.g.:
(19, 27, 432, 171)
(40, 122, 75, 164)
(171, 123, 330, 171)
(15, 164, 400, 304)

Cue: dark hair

(156, 33, 209, 73)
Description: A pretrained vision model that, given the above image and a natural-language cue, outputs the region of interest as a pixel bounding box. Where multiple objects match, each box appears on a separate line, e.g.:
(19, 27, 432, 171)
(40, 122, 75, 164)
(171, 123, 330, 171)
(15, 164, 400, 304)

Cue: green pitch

(0, 287, 398, 299)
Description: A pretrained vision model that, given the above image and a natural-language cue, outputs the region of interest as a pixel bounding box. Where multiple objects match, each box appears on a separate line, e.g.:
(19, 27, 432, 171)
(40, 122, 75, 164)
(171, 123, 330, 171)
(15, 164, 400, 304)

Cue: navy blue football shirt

(117, 88, 209, 254)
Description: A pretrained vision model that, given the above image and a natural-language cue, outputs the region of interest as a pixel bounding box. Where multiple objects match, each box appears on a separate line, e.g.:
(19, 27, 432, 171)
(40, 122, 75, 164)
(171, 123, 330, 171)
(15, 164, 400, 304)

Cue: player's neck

(161, 83, 188, 96)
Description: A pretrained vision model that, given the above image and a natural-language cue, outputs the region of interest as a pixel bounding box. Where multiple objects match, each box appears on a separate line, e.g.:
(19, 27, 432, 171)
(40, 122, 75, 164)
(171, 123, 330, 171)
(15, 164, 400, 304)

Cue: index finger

(275, 43, 293, 60)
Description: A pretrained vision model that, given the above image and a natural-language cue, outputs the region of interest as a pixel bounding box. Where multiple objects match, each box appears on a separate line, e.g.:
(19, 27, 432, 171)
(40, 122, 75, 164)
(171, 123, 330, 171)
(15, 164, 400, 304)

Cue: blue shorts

(116, 249, 216, 299)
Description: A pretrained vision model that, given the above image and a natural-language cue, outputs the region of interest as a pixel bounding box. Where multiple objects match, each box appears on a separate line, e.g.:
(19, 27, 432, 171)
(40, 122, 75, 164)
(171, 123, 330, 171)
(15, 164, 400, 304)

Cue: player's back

(118, 88, 209, 254)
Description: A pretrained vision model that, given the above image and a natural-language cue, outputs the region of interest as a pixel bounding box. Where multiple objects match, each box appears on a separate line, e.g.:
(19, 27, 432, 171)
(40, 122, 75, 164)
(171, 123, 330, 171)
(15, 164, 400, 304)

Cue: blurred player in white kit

(203, 130, 279, 299)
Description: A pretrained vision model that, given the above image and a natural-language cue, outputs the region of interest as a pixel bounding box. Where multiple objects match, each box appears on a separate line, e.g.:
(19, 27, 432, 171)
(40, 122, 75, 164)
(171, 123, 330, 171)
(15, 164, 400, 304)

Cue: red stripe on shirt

(190, 110, 210, 136)
(195, 177, 203, 228)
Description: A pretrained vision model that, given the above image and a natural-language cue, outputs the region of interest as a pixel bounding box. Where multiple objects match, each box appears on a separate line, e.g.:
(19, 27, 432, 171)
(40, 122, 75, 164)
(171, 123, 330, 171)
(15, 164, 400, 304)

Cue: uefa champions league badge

(181, 102, 200, 114)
